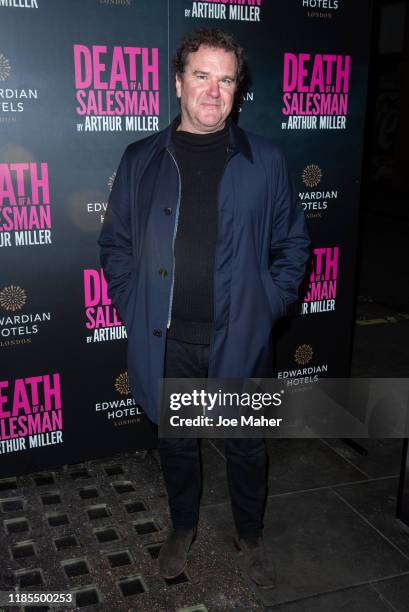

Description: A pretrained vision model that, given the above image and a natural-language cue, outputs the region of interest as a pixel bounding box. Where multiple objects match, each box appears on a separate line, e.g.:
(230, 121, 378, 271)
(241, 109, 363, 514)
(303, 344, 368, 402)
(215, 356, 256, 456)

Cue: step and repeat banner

(0, 0, 371, 476)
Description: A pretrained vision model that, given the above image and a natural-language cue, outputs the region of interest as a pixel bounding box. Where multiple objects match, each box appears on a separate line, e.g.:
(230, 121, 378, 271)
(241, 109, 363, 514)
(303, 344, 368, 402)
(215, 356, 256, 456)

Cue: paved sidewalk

(1, 435, 408, 611)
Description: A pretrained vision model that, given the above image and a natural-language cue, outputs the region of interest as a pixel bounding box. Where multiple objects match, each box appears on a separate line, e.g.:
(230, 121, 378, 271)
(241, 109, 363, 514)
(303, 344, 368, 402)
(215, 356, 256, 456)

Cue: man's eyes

(195, 75, 233, 86)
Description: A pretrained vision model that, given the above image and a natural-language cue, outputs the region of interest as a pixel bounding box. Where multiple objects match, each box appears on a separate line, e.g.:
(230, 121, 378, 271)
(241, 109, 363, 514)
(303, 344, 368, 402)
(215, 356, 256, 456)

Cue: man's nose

(206, 79, 221, 97)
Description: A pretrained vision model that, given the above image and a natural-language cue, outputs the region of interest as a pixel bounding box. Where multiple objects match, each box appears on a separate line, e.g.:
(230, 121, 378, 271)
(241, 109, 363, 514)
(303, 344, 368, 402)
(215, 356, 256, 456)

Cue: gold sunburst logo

(115, 372, 130, 395)
(302, 164, 322, 188)
(294, 344, 313, 365)
(0, 285, 27, 311)
(107, 171, 116, 192)
(0, 54, 11, 81)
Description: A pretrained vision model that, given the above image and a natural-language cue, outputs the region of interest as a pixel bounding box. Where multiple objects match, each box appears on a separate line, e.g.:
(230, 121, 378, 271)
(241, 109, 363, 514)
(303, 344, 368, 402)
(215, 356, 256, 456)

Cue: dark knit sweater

(167, 122, 229, 344)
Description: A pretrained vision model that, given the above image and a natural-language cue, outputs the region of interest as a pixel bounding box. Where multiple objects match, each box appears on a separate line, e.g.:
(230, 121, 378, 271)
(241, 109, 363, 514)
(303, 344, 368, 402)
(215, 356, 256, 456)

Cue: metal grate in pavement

(0, 451, 264, 611)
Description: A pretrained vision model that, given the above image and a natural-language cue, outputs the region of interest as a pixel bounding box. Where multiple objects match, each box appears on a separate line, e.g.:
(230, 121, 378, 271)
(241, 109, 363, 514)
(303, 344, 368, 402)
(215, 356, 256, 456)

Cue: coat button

(164, 207, 172, 215)
(153, 329, 162, 337)
(158, 268, 168, 278)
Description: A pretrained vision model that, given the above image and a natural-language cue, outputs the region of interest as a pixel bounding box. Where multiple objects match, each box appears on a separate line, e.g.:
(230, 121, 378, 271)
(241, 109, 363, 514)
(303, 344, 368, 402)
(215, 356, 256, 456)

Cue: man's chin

(198, 113, 225, 130)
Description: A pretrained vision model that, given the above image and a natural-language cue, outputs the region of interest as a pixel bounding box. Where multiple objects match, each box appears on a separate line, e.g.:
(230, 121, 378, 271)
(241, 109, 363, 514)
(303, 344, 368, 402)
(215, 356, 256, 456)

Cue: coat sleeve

(98, 147, 134, 321)
(269, 151, 310, 310)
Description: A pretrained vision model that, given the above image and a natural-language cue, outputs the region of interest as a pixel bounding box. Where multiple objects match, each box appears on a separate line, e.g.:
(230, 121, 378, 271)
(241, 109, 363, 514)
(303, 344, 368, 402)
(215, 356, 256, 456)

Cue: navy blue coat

(99, 118, 310, 423)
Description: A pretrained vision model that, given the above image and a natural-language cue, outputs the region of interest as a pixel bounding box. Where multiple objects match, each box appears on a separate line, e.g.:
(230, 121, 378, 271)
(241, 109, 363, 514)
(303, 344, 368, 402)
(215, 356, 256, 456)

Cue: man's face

(175, 45, 237, 134)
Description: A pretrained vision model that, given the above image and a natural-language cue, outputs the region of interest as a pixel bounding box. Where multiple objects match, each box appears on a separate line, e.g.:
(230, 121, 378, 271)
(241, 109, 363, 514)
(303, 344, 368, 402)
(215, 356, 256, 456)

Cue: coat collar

(158, 115, 253, 163)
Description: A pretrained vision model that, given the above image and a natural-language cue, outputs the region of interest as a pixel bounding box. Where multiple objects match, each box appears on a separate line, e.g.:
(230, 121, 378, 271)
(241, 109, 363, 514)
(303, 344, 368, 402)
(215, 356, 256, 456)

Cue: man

(99, 28, 310, 588)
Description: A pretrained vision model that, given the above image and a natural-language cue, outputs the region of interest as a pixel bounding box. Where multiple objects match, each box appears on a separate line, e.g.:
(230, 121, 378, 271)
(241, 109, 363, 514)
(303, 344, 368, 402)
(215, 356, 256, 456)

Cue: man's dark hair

(172, 28, 247, 102)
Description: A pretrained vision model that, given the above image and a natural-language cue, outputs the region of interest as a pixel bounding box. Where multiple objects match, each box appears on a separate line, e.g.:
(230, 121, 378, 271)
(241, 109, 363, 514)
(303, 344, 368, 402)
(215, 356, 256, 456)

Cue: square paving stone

(265, 439, 367, 495)
(210, 438, 367, 495)
(333, 477, 409, 555)
(268, 583, 394, 611)
(323, 439, 404, 478)
(202, 488, 409, 607)
(371, 574, 409, 612)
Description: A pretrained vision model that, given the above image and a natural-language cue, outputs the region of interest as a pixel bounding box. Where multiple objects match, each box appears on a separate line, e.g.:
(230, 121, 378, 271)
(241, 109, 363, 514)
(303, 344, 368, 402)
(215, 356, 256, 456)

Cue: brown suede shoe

(234, 536, 277, 589)
(158, 527, 196, 579)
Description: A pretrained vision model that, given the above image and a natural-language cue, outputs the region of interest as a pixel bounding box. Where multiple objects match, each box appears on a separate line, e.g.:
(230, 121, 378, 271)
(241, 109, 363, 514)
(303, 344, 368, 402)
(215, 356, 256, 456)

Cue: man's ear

(175, 73, 182, 99)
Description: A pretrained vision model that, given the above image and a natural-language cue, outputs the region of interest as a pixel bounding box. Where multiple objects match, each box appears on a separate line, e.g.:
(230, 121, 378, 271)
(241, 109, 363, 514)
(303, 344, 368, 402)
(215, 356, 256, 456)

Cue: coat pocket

(260, 269, 286, 322)
(116, 270, 137, 328)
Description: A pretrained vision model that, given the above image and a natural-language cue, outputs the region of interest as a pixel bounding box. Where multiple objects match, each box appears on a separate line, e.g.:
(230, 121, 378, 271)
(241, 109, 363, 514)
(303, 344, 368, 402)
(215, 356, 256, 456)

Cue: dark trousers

(158, 337, 268, 539)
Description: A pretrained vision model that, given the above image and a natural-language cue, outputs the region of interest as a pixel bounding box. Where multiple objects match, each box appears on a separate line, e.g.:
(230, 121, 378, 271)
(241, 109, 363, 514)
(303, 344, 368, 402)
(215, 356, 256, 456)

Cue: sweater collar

(171, 119, 229, 150)
(159, 115, 253, 163)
